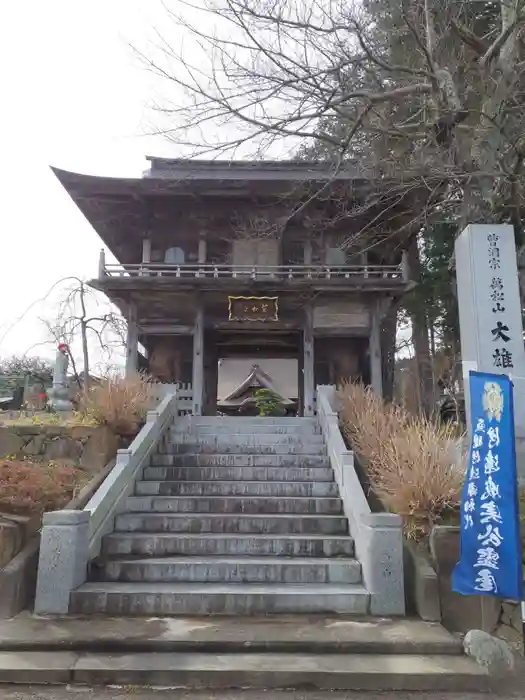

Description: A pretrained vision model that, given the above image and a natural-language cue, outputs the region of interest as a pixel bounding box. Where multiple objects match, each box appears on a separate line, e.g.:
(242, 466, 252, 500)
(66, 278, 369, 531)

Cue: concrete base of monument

(0, 614, 490, 690)
(514, 436, 525, 485)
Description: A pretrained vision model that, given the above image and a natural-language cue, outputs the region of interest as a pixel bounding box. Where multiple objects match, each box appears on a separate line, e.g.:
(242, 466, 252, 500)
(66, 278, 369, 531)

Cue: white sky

(0, 1, 412, 369)
(0, 1, 178, 363)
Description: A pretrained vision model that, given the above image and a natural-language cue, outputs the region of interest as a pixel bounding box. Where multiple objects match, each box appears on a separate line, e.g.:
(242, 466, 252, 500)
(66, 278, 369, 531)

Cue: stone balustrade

(316, 385, 405, 615)
(34, 392, 181, 614)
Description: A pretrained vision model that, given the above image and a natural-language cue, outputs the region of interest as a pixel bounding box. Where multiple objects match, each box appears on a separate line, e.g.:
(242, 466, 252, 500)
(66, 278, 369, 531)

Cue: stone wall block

(0, 520, 24, 569)
(23, 436, 46, 456)
(0, 429, 25, 458)
(43, 437, 83, 462)
(80, 427, 119, 473)
(430, 526, 500, 633)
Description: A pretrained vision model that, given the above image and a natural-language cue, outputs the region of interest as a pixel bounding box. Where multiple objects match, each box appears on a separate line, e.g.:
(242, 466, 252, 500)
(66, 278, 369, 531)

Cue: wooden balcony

(99, 261, 407, 283)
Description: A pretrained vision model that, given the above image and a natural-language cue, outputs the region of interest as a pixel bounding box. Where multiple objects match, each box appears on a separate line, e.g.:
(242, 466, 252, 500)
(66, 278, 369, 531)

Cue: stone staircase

(70, 416, 371, 615)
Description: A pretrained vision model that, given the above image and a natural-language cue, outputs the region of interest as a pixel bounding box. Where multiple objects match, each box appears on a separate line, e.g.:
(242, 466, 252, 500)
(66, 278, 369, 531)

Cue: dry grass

(0, 459, 86, 515)
(339, 382, 466, 540)
(78, 373, 158, 436)
(0, 412, 89, 427)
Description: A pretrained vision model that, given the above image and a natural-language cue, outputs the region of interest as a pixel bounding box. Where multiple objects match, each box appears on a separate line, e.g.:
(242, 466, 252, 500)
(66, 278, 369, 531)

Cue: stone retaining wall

(0, 425, 119, 473)
(429, 525, 524, 649)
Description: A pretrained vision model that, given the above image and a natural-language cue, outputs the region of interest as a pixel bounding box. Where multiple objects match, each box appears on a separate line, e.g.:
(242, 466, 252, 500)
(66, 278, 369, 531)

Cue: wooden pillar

(142, 238, 151, 264)
(198, 233, 207, 264)
(401, 250, 410, 281)
(192, 305, 204, 415)
(304, 236, 313, 265)
(370, 302, 383, 398)
(303, 305, 315, 416)
(98, 249, 106, 279)
(125, 303, 139, 376)
(203, 333, 218, 416)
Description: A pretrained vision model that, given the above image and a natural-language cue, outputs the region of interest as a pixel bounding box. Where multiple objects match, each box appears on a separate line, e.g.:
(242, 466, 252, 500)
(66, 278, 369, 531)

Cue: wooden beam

(125, 303, 139, 376)
(303, 304, 315, 416)
(192, 305, 204, 415)
(139, 324, 195, 335)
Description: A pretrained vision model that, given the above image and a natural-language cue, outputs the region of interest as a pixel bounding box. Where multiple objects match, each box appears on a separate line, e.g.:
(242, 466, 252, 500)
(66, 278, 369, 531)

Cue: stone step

(125, 495, 343, 514)
(0, 650, 488, 690)
(179, 417, 320, 426)
(114, 513, 348, 535)
(0, 615, 466, 656)
(151, 453, 330, 467)
(102, 533, 355, 557)
(135, 480, 339, 497)
(70, 582, 370, 615)
(96, 556, 362, 584)
(171, 424, 323, 435)
(142, 465, 334, 482)
(169, 434, 325, 447)
(163, 443, 327, 455)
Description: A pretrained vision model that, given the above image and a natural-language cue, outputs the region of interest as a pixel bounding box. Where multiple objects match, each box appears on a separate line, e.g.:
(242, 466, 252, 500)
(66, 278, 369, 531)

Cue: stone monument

(455, 224, 525, 481)
(47, 344, 74, 412)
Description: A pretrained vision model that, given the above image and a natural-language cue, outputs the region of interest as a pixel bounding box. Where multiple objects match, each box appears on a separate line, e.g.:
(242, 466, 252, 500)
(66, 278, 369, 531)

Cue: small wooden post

(125, 303, 139, 376)
(141, 238, 151, 277)
(370, 301, 383, 398)
(303, 304, 315, 416)
(192, 305, 204, 415)
(98, 249, 106, 279)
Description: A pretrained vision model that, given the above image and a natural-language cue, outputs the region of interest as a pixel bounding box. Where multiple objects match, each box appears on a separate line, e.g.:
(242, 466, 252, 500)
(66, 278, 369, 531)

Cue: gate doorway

(205, 330, 303, 416)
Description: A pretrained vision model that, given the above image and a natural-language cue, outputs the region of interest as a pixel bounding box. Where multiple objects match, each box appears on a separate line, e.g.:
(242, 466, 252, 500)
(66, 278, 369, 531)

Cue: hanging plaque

(228, 296, 279, 322)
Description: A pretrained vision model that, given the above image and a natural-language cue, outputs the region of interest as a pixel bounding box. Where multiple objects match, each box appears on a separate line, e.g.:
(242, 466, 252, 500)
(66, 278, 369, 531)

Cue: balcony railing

(99, 262, 407, 282)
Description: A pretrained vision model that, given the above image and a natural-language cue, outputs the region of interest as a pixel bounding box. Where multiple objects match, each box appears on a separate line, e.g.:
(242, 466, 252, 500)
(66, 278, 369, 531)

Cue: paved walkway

(0, 688, 523, 700)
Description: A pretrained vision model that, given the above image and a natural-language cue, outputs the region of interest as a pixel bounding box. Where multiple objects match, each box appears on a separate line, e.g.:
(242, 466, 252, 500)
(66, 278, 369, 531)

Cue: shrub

(0, 459, 83, 515)
(254, 389, 287, 416)
(78, 373, 158, 436)
(339, 382, 466, 540)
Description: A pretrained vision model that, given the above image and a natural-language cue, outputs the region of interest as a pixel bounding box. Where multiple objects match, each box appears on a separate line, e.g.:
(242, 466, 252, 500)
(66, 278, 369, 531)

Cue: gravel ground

(0, 688, 523, 700)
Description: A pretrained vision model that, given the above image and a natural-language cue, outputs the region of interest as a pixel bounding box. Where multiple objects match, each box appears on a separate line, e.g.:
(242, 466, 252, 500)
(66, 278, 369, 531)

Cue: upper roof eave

(51, 161, 369, 198)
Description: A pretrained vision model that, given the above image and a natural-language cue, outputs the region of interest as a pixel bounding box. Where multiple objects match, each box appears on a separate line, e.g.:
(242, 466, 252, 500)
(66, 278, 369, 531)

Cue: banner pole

(522, 601, 525, 657)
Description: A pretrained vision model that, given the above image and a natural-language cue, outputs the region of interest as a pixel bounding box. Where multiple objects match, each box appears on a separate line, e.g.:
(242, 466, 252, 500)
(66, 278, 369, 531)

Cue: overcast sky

(0, 1, 177, 363)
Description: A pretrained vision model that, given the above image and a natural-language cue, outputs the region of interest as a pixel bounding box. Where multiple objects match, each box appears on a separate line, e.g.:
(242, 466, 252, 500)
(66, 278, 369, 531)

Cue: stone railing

(34, 391, 181, 614)
(316, 385, 405, 615)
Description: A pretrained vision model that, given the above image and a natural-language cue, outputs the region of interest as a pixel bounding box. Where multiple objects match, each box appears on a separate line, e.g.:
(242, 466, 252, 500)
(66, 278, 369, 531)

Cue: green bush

(254, 389, 286, 417)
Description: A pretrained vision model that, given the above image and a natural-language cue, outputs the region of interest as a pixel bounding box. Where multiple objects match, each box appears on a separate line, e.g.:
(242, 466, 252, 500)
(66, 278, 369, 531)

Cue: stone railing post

(359, 512, 405, 616)
(34, 510, 90, 614)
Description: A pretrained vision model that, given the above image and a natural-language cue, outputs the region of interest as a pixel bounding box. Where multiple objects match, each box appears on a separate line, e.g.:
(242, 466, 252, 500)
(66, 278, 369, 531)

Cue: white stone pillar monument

(455, 224, 525, 481)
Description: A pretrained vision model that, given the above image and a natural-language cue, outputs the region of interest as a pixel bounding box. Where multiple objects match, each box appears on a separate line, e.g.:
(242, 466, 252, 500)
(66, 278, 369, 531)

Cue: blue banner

(452, 371, 523, 600)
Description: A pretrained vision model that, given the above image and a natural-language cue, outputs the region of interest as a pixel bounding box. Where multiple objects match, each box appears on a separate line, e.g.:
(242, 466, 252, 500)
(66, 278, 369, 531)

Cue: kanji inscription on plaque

(228, 296, 279, 322)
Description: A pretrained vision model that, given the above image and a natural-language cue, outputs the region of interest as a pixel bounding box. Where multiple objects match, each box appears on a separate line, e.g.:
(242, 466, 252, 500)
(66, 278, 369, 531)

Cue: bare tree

(139, 0, 525, 413)
(141, 0, 525, 226)
(40, 278, 126, 389)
